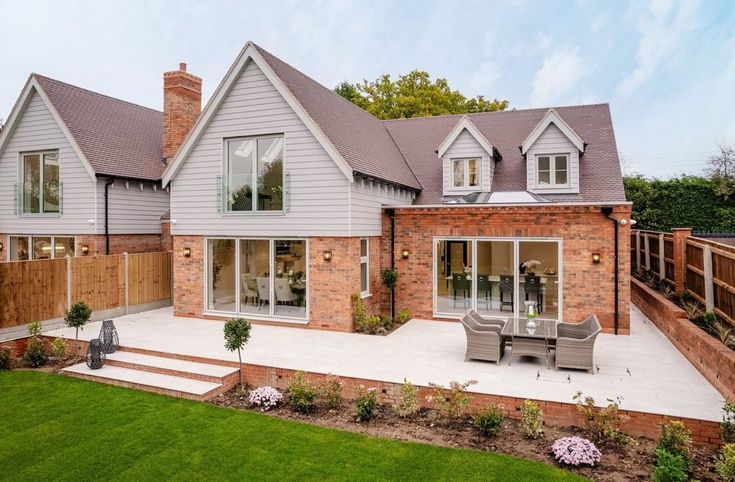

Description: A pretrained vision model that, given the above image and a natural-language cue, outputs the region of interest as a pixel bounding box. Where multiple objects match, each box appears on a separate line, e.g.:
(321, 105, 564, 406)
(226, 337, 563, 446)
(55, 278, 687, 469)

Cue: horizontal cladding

(171, 58, 350, 237)
(443, 130, 492, 195)
(349, 179, 412, 236)
(526, 124, 580, 194)
(95, 179, 170, 234)
(0, 90, 96, 235)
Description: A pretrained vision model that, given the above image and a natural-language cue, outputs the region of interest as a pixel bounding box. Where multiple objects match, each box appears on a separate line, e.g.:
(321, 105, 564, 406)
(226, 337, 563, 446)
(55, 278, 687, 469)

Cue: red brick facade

(75, 234, 164, 256)
(163, 63, 202, 162)
(382, 204, 632, 333)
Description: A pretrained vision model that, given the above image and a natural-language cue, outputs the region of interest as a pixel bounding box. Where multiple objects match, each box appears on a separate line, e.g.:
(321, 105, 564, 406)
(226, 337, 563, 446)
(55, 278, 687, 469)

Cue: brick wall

(163, 64, 202, 162)
(632, 277, 735, 401)
(381, 205, 631, 333)
(172, 235, 205, 317)
(161, 222, 172, 252)
(75, 234, 163, 256)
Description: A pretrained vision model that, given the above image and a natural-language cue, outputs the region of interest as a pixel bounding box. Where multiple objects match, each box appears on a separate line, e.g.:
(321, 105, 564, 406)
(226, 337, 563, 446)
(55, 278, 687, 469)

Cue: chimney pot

(179, 62, 187, 72)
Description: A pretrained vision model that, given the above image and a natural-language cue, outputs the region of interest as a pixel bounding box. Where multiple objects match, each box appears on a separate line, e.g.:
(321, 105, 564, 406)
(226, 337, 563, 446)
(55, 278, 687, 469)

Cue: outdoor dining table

(501, 317, 558, 368)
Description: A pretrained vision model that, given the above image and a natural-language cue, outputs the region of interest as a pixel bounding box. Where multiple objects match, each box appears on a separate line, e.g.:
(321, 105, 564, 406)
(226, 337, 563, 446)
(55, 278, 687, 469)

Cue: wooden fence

(632, 229, 735, 326)
(0, 251, 172, 331)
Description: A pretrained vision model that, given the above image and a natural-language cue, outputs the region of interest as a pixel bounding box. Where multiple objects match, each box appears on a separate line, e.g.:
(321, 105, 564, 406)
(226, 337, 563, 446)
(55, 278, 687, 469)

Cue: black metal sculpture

(98, 319, 119, 354)
(86, 339, 106, 369)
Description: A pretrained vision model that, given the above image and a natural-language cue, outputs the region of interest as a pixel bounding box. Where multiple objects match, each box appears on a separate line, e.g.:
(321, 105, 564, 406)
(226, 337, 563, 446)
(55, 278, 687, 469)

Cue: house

(162, 42, 632, 334)
(0, 64, 201, 260)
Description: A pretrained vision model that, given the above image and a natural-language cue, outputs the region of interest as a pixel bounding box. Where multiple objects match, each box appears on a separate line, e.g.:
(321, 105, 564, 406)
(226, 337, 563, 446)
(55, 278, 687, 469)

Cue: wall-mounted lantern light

(80, 245, 90, 255)
(401, 249, 410, 260)
(183, 247, 192, 258)
(323, 250, 333, 262)
(0, 242, 4, 252)
(591, 252, 601, 264)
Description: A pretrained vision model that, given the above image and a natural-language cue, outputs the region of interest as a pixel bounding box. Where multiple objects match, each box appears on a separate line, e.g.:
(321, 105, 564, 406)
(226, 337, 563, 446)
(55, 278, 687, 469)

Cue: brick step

(105, 351, 239, 384)
(62, 363, 226, 401)
(117, 345, 240, 369)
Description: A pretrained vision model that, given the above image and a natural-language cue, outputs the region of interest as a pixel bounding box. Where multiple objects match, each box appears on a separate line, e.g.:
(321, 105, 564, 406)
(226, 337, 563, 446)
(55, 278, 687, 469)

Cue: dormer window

(451, 158, 480, 189)
(536, 154, 568, 187)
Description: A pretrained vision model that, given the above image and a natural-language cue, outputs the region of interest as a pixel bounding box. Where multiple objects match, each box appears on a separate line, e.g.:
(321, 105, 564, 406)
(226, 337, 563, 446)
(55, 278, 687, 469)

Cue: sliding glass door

(208, 238, 308, 321)
(434, 238, 561, 320)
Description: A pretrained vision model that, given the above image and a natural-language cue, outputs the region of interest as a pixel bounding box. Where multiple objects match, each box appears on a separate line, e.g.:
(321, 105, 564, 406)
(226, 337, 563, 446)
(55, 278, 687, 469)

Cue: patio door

(435, 240, 473, 315)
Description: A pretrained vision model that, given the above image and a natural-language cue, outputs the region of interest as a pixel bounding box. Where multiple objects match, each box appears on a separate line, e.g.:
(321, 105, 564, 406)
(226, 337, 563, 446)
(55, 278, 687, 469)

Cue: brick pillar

(672, 228, 691, 295)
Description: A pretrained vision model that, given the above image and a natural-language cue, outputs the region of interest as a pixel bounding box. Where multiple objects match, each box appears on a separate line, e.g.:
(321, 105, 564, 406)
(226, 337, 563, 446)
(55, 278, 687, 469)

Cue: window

(9, 235, 74, 260)
(360, 238, 369, 297)
(21, 151, 60, 214)
(224, 135, 284, 212)
(451, 158, 480, 189)
(536, 154, 569, 187)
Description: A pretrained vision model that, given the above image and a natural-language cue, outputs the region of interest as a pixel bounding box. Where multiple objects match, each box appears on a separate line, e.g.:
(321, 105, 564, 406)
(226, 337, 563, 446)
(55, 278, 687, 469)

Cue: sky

(1, 0, 733, 179)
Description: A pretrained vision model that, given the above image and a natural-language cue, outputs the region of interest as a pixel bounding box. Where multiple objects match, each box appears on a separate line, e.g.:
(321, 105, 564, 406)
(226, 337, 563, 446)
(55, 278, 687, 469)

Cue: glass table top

(501, 317, 557, 339)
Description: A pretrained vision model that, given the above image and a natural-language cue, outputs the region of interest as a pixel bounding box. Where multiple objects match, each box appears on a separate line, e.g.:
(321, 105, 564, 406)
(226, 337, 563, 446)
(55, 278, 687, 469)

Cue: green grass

(0, 371, 584, 481)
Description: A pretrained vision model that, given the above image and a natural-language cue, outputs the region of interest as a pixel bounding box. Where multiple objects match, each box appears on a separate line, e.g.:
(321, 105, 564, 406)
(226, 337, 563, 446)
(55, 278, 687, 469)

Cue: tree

(335, 70, 509, 120)
(64, 301, 91, 358)
(224, 317, 252, 390)
(706, 143, 735, 200)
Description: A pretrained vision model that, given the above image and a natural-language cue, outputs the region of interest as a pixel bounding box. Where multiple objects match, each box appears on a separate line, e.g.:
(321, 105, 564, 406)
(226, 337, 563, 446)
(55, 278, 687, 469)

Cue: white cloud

(616, 0, 701, 96)
(468, 61, 501, 97)
(530, 45, 587, 106)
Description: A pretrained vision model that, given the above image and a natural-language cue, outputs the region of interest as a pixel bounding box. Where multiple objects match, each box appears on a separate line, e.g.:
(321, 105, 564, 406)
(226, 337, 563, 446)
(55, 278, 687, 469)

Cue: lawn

(0, 371, 584, 481)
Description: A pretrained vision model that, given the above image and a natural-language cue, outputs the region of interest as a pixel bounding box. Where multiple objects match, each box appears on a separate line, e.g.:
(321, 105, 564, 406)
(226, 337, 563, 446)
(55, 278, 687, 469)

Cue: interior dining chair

(477, 274, 492, 310)
(452, 273, 471, 309)
(524, 275, 543, 313)
(498, 275, 514, 313)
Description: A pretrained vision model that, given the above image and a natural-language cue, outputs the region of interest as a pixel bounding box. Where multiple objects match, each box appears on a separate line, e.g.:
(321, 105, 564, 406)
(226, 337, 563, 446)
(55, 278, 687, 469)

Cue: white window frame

(19, 150, 60, 216)
(450, 158, 480, 190)
(535, 153, 570, 188)
(223, 134, 285, 214)
(360, 238, 370, 298)
(7, 234, 75, 260)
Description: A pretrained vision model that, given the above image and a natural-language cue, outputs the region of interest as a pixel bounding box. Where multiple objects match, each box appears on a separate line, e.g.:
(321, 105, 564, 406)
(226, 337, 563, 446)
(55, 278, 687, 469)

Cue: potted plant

(382, 268, 400, 319)
(521, 259, 541, 276)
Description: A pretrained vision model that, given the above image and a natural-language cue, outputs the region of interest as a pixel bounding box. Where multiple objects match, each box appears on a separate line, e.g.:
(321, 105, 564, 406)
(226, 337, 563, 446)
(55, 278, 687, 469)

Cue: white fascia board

(521, 108, 585, 155)
(437, 116, 494, 158)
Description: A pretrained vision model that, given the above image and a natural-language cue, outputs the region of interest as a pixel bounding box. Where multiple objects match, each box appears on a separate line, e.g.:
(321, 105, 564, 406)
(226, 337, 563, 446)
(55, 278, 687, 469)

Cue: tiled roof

(34, 74, 164, 181)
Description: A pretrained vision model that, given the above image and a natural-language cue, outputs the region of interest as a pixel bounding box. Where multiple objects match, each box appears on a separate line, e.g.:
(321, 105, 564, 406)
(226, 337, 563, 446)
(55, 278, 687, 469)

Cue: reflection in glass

(23, 154, 41, 213)
(519, 241, 559, 320)
(227, 139, 255, 211)
(475, 241, 514, 318)
(208, 239, 236, 311)
(257, 137, 283, 211)
(54, 237, 74, 257)
(274, 240, 306, 318)
(239, 239, 270, 316)
(32, 236, 52, 260)
(435, 240, 473, 315)
(10, 236, 29, 261)
(43, 153, 60, 213)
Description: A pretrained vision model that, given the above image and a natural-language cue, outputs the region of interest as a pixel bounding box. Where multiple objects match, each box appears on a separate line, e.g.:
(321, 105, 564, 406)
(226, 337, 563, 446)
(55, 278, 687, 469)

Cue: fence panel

(128, 252, 172, 306)
(685, 240, 706, 305)
(0, 258, 67, 328)
(712, 247, 735, 325)
(72, 255, 125, 311)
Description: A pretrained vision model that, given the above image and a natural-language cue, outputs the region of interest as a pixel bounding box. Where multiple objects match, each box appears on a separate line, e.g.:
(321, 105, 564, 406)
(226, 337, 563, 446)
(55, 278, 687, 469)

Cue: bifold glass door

(434, 238, 561, 320)
(208, 238, 308, 320)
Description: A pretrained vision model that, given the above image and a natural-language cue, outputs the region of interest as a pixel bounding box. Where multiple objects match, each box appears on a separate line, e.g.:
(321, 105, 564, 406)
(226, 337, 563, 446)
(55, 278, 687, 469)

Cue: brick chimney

(163, 62, 202, 162)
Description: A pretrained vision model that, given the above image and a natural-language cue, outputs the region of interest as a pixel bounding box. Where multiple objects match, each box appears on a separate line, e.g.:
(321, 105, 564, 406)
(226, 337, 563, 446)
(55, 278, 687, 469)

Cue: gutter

(601, 206, 620, 335)
(381, 201, 632, 210)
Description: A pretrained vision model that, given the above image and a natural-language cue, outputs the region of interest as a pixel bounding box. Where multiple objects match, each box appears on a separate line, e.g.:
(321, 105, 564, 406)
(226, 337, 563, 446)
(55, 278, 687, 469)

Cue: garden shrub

(52, 337, 67, 362)
(573, 391, 629, 444)
(396, 308, 410, 324)
(427, 380, 477, 420)
(520, 399, 544, 439)
(248, 386, 283, 411)
(551, 437, 601, 467)
(351, 293, 368, 330)
(318, 374, 343, 410)
(723, 400, 735, 444)
(23, 322, 46, 368)
(656, 421, 691, 463)
(354, 385, 378, 422)
(0, 345, 11, 371)
(652, 448, 688, 482)
(716, 443, 735, 482)
(287, 371, 317, 414)
(395, 379, 420, 418)
(223, 317, 252, 389)
(473, 403, 504, 437)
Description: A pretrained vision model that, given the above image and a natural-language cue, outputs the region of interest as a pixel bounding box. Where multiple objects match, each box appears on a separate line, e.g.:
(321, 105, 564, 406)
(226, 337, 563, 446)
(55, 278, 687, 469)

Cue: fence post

(635, 231, 641, 272)
(671, 228, 691, 296)
(703, 245, 715, 312)
(644, 234, 651, 271)
(66, 255, 72, 310)
(124, 252, 129, 315)
(658, 233, 666, 280)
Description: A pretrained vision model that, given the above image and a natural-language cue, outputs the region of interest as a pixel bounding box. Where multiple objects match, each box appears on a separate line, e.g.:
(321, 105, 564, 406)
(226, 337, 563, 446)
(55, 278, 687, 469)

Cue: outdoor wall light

(80, 245, 90, 255)
(401, 249, 410, 260)
(0, 242, 3, 252)
(323, 250, 333, 262)
(591, 252, 601, 264)
(183, 247, 192, 258)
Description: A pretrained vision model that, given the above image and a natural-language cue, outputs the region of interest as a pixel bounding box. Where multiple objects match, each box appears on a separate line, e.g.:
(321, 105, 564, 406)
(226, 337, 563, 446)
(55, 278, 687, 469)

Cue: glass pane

(360, 262, 368, 293)
(208, 239, 236, 311)
(476, 241, 515, 318)
(227, 139, 255, 211)
(43, 153, 60, 213)
(23, 154, 41, 213)
(238, 239, 271, 316)
(435, 240, 473, 315)
(555, 156, 568, 185)
(10, 237, 29, 261)
(452, 160, 464, 187)
(54, 237, 74, 258)
(468, 159, 479, 187)
(360, 239, 368, 257)
(538, 171, 550, 185)
(519, 241, 559, 321)
(32, 236, 52, 260)
(257, 137, 284, 211)
(555, 169, 568, 185)
(537, 156, 550, 171)
(274, 240, 307, 318)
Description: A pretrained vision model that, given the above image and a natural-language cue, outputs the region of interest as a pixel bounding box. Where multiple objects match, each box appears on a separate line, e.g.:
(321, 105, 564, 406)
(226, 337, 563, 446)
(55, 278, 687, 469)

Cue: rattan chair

(461, 313, 505, 364)
(555, 315, 601, 373)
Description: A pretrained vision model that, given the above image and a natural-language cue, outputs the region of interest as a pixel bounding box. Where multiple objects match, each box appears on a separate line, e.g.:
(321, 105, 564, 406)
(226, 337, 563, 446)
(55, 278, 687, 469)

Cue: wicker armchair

(555, 315, 601, 373)
(467, 309, 506, 327)
(461, 313, 505, 364)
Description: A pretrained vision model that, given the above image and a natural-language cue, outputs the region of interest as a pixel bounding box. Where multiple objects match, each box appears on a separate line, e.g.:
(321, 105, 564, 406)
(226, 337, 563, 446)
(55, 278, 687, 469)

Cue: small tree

(382, 268, 400, 319)
(64, 301, 91, 358)
(224, 318, 252, 389)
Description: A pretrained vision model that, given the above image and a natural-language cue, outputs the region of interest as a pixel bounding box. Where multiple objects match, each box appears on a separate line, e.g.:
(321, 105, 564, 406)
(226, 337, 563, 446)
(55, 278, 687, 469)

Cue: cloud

(467, 61, 502, 97)
(530, 45, 587, 106)
(616, 0, 701, 96)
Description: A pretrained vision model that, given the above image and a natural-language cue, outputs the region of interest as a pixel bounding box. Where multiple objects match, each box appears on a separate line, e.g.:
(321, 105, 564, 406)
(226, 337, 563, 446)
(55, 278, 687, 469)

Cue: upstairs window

(22, 151, 60, 214)
(451, 158, 480, 189)
(536, 154, 568, 187)
(225, 134, 284, 212)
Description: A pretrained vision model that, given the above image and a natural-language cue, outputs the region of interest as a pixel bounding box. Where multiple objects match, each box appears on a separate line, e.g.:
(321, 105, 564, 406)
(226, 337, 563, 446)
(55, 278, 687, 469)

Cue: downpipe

(601, 206, 627, 335)
(386, 208, 396, 320)
(104, 179, 114, 255)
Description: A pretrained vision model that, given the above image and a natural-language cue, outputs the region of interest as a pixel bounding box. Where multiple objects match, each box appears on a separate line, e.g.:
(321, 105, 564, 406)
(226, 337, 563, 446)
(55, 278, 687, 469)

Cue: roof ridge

(32, 73, 162, 115)
(382, 102, 610, 123)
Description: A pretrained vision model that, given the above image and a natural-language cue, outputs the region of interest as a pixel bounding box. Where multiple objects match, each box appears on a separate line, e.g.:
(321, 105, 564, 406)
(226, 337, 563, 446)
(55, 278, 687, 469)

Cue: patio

(47, 305, 723, 422)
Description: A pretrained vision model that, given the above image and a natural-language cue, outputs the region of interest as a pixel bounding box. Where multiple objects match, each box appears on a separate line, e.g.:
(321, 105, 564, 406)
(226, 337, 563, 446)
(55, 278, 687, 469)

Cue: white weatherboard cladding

(95, 179, 170, 234)
(170, 60, 351, 237)
(442, 130, 492, 195)
(349, 179, 413, 236)
(0, 90, 96, 235)
(526, 123, 580, 194)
